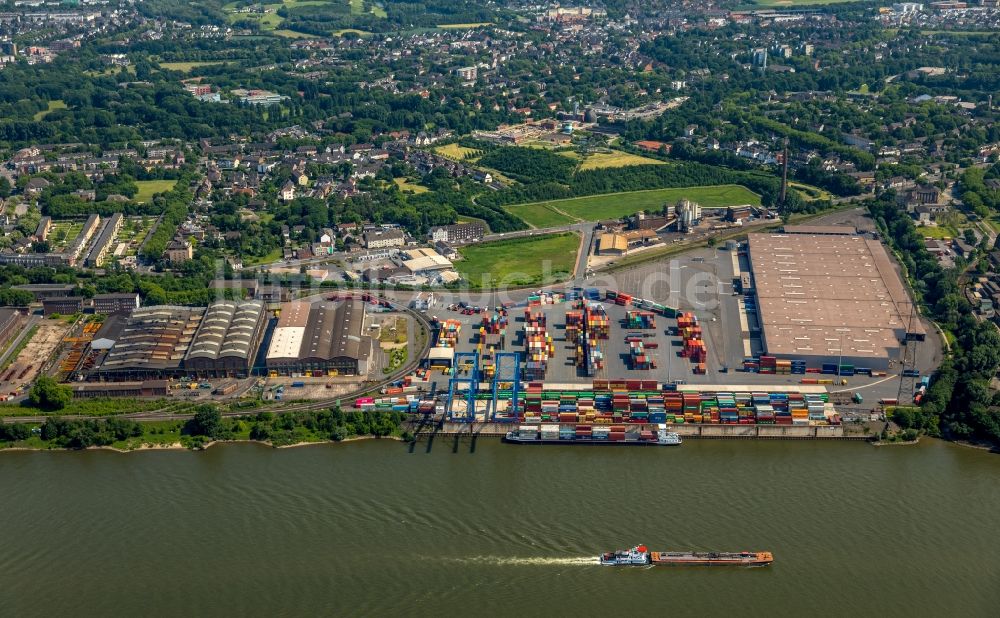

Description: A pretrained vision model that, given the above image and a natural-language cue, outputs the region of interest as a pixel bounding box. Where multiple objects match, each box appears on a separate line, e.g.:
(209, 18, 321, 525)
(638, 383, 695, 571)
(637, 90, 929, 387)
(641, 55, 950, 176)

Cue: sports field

(134, 180, 178, 203)
(456, 232, 579, 288)
(506, 185, 762, 228)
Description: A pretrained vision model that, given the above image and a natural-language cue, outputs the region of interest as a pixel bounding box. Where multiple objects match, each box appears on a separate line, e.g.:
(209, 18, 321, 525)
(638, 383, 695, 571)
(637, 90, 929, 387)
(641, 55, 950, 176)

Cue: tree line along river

(0, 438, 997, 617)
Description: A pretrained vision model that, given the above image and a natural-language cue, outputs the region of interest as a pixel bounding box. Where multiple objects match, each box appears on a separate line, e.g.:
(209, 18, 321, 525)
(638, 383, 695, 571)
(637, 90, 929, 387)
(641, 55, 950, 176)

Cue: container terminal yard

(370, 224, 941, 440)
(1, 221, 942, 441)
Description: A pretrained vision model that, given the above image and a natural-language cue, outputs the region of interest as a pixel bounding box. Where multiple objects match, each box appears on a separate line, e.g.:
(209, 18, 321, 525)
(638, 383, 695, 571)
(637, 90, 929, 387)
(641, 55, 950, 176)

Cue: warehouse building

(12, 283, 77, 301)
(184, 300, 267, 378)
(72, 380, 169, 399)
(747, 230, 925, 370)
(91, 305, 205, 380)
(265, 300, 372, 376)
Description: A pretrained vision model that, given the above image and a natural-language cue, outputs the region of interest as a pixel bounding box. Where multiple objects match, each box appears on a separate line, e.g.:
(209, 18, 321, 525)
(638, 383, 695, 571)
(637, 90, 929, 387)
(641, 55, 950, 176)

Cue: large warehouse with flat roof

(747, 230, 924, 370)
(265, 300, 373, 376)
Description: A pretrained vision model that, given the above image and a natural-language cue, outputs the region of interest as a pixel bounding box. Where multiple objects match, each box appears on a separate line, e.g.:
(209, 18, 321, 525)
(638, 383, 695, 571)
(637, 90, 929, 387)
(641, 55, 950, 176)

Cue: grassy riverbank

(0, 407, 411, 451)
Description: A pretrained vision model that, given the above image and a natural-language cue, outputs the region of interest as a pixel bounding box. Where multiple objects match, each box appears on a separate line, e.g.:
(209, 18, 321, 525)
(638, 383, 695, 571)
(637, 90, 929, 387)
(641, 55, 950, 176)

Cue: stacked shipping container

(625, 310, 656, 329)
(481, 383, 836, 427)
(435, 319, 461, 348)
(524, 310, 554, 381)
(677, 312, 707, 374)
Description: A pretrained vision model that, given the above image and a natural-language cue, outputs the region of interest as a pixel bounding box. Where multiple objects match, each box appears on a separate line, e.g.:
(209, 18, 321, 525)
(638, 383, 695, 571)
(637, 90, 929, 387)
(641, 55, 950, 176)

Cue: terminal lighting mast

(896, 305, 920, 404)
(779, 138, 789, 213)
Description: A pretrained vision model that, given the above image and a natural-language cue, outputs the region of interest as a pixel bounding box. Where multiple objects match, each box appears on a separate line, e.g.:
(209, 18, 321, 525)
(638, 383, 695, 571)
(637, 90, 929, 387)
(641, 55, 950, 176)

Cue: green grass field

(434, 143, 481, 161)
(506, 185, 762, 228)
(159, 61, 223, 72)
(226, 7, 284, 30)
(246, 246, 285, 266)
(505, 203, 577, 228)
(916, 225, 957, 240)
(33, 100, 67, 121)
(273, 28, 316, 38)
(394, 178, 428, 194)
(577, 151, 665, 171)
(456, 232, 579, 288)
(134, 180, 178, 204)
(789, 181, 833, 202)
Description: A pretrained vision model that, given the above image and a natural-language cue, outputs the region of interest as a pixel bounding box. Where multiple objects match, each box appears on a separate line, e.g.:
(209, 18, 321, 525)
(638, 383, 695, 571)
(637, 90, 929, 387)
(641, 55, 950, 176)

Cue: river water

(1, 438, 998, 617)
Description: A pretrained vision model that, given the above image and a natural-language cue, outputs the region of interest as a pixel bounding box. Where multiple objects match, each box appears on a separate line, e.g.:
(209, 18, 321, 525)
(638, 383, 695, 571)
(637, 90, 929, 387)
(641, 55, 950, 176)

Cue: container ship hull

(503, 435, 679, 446)
(649, 552, 772, 567)
(504, 424, 681, 446)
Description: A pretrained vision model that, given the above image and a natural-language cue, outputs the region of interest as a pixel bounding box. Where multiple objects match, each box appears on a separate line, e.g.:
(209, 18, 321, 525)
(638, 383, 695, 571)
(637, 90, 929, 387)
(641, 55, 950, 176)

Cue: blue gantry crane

(491, 351, 521, 422)
(447, 351, 479, 422)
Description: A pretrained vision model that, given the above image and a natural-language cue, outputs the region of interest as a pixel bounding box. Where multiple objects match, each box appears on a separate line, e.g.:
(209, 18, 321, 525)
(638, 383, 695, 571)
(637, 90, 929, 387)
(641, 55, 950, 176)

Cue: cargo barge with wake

(600, 545, 772, 566)
(504, 424, 681, 446)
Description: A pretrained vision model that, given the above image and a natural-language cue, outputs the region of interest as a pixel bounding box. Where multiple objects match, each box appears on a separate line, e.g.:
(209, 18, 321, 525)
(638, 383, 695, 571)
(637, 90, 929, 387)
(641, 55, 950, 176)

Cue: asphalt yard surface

(430, 238, 937, 411)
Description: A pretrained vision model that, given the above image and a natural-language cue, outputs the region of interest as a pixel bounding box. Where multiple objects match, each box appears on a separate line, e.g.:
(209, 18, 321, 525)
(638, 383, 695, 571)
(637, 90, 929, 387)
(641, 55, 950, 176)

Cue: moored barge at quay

(504, 424, 681, 446)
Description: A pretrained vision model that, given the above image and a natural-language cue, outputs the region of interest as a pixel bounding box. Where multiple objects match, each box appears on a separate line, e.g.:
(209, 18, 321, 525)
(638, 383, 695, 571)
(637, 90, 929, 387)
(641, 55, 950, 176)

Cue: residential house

(165, 239, 193, 263)
(363, 229, 406, 250)
(24, 177, 51, 197)
(428, 222, 487, 245)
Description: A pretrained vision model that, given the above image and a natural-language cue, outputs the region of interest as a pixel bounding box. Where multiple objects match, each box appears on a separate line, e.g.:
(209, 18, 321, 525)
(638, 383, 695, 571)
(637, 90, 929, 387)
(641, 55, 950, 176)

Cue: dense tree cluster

(38, 416, 144, 449)
(957, 164, 1000, 219)
(29, 376, 73, 411)
(0, 422, 31, 443)
(868, 197, 1000, 445)
(247, 407, 405, 445)
(181, 405, 406, 446)
(478, 147, 577, 184)
(139, 177, 196, 261)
